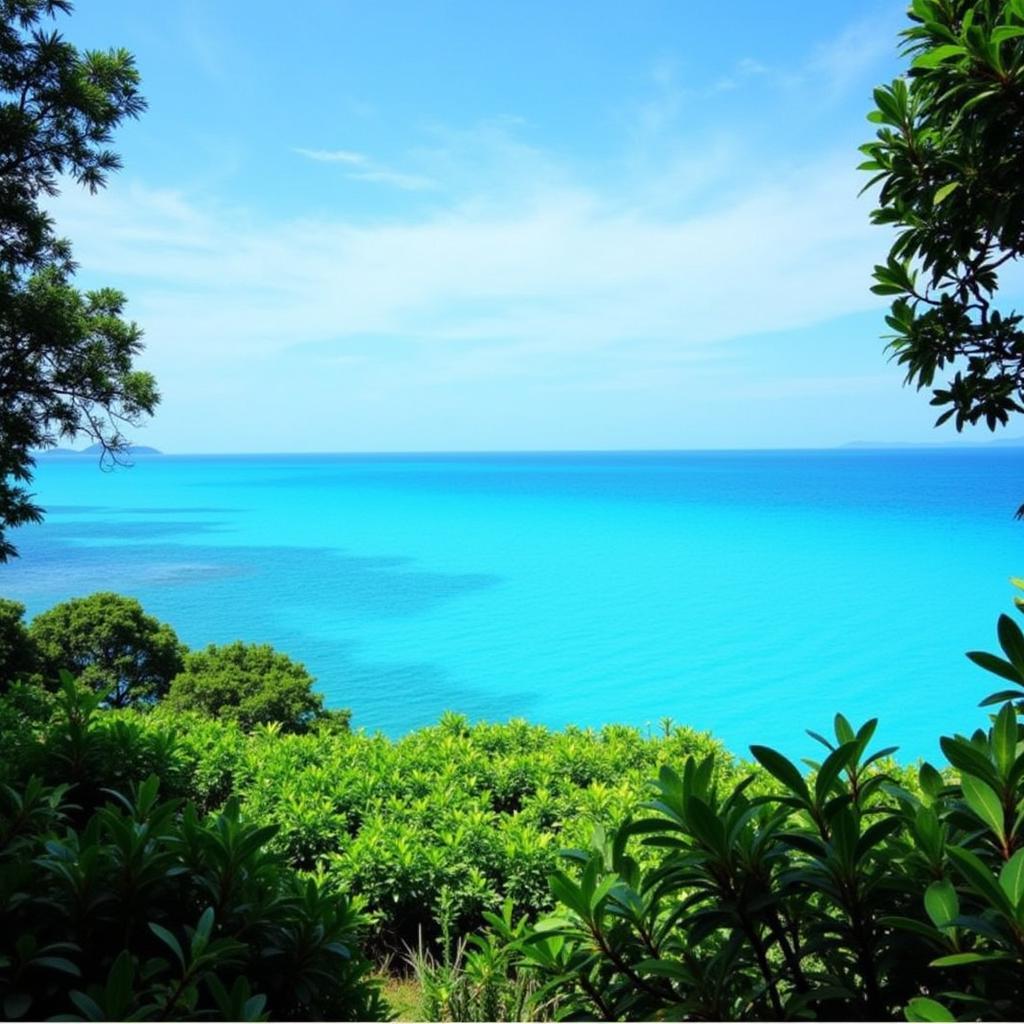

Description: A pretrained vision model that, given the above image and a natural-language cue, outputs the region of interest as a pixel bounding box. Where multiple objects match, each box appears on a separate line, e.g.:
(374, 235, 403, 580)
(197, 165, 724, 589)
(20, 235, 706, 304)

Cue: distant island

(36, 444, 163, 456)
(840, 435, 1024, 449)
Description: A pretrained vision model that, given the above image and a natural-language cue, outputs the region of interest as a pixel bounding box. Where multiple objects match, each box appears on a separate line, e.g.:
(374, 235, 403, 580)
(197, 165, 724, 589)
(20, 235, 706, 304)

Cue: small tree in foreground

(862, 0, 1024, 440)
(29, 592, 184, 707)
(166, 641, 340, 732)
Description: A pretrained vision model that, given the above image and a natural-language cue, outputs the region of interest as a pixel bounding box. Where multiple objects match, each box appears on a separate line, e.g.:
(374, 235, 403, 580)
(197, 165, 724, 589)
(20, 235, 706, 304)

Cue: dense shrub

(484, 615, 1024, 1022)
(78, 705, 732, 954)
(0, 679, 384, 1021)
(30, 592, 184, 707)
(166, 640, 342, 733)
(0, 599, 35, 684)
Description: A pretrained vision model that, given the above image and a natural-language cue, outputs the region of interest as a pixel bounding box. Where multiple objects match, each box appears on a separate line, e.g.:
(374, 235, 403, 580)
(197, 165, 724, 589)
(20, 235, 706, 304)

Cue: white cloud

(293, 148, 368, 165)
(52, 145, 881, 382)
(41, 8, 907, 452)
(347, 168, 437, 191)
(294, 146, 438, 190)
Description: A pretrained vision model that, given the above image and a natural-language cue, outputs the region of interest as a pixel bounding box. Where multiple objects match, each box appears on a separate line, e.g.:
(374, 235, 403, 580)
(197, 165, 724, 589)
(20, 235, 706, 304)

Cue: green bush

(490, 617, 1024, 1021)
(29, 592, 184, 707)
(0, 599, 35, 685)
(166, 640, 341, 733)
(166, 715, 732, 952)
(0, 679, 384, 1021)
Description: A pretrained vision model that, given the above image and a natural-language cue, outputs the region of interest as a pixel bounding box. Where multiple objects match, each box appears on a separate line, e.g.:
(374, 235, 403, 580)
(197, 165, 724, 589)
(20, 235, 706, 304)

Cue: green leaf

(815, 741, 857, 803)
(905, 996, 954, 1021)
(32, 956, 81, 977)
(148, 923, 185, 967)
(548, 872, 588, 920)
(960, 774, 1006, 841)
(932, 181, 960, 205)
(912, 43, 967, 68)
(980, 689, 1024, 707)
(931, 951, 1013, 966)
(195, 906, 215, 943)
(880, 915, 943, 940)
(919, 762, 946, 800)
(999, 848, 1024, 909)
(749, 745, 810, 801)
(992, 703, 1018, 776)
(991, 25, 1024, 45)
(924, 879, 958, 930)
(69, 990, 104, 1020)
(941, 736, 1000, 789)
(685, 795, 727, 856)
(948, 846, 1016, 921)
(998, 614, 1024, 670)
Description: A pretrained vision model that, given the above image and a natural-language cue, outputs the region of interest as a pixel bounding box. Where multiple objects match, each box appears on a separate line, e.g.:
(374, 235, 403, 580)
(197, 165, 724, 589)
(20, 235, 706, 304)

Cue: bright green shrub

(0, 680, 384, 1021)
(166, 641, 343, 733)
(142, 704, 733, 952)
(29, 592, 184, 707)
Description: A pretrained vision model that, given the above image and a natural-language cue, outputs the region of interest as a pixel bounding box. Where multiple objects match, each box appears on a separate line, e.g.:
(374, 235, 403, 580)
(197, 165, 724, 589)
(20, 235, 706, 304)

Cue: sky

(45, 0, 1013, 452)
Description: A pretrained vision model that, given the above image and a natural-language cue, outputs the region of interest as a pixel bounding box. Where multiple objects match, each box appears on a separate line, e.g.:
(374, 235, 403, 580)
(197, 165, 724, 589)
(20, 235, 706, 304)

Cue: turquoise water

(3, 449, 1022, 761)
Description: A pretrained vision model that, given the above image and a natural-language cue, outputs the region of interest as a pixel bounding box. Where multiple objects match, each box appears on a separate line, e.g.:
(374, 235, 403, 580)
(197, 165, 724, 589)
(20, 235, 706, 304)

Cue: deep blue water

(3, 449, 1022, 761)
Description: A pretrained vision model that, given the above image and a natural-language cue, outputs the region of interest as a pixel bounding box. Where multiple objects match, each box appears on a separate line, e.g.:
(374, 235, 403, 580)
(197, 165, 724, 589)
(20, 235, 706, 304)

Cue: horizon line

(35, 439, 1024, 458)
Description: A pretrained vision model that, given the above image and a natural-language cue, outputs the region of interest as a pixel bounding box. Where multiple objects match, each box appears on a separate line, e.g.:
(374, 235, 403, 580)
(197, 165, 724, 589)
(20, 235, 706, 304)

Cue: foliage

(166, 640, 339, 733)
(0, 0, 158, 560)
(30, 592, 184, 707)
(863, 0, 1024, 444)
(488, 616, 1024, 1021)
(0, 676, 385, 1021)
(408, 904, 546, 1023)
(0, 696, 733, 957)
(0, 598, 35, 684)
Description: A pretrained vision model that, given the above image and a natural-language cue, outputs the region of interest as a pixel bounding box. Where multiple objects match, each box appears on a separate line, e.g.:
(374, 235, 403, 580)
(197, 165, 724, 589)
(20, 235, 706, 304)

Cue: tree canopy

(30, 592, 184, 707)
(166, 641, 335, 732)
(863, 0, 1024, 440)
(0, 0, 157, 560)
(0, 598, 34, 684)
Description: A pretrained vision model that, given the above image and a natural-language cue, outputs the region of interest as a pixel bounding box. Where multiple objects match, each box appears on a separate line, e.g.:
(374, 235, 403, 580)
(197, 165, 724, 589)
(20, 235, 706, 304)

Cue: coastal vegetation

(1, 591, 1024, 1020)
(3, 0, 1024, 1021)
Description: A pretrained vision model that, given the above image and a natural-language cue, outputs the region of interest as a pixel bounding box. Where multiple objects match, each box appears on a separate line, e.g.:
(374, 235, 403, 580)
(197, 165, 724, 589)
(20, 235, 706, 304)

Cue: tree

(29, 592, 184, 707)
(862, 0, 1024, 440)
(0, 597, 35, 683)
(166, 641, 340, 733)
(0, 0, 158, 561)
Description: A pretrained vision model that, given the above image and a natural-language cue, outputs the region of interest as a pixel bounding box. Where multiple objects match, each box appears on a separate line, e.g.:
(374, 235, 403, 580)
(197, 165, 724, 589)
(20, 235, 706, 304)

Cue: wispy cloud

(293, 146, 437, 190)
(40, 9, 909, 450)
(710, 57, 770, 94)
(53, 142, 879, 375)
(293, 148, 367, 165)
(804, 13, 901, 100)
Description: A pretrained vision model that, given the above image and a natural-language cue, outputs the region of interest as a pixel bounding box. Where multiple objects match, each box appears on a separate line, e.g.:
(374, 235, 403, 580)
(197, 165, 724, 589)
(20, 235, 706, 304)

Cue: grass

(380, 974, 423, 1022)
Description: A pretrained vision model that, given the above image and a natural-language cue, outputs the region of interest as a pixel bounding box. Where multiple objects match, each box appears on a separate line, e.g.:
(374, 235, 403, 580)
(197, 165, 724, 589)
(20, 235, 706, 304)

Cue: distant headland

(36, 444, 163, 456)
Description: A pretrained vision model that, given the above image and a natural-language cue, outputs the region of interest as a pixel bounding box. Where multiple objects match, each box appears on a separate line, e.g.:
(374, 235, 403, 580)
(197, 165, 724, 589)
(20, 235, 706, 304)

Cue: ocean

(3, 449, 1021, 762)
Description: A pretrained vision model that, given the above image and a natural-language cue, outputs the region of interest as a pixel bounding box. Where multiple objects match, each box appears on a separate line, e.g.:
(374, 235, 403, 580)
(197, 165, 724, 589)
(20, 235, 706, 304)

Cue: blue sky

(49, 0, 1001, 451)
